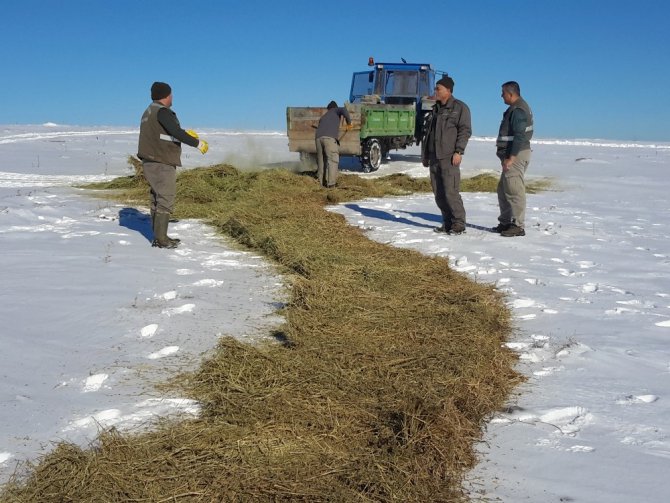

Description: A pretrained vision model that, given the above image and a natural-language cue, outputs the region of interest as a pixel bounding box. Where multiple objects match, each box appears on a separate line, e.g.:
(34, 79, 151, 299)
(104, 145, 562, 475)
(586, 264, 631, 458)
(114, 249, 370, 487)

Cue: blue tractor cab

(349, 58, 436, 106)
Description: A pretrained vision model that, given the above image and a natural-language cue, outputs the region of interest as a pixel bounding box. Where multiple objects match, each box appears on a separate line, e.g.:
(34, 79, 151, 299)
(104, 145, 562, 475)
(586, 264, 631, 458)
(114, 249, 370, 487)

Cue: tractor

(287, 58, 438, 172)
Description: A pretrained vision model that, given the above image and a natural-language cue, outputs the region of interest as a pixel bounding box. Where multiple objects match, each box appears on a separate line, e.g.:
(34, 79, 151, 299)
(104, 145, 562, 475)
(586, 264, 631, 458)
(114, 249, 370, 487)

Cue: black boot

(151, 210, 180, 246)
(152, 213, 179, 249)
(492, 222, 511, 233)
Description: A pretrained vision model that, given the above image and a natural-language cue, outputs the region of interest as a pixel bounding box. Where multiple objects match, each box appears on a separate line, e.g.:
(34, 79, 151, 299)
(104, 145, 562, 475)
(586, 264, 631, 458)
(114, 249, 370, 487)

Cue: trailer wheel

(361, 138, 382, 172)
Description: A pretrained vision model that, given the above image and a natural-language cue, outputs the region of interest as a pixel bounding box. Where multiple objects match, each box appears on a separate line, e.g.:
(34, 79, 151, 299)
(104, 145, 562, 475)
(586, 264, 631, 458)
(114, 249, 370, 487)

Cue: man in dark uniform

(421, 76, 472, 235)
(494, 81, 534, 237)
(315, 101, 352, 187)
(137, 82, 208, 248)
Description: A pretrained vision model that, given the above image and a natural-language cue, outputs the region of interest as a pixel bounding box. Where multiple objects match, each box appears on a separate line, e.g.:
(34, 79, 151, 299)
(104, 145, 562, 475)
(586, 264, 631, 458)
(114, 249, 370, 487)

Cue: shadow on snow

(119, 207, 153, 242)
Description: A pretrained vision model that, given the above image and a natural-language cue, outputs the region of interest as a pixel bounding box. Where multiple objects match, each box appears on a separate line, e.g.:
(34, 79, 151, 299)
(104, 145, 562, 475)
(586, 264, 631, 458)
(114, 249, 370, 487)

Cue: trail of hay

(2, 166, 524, 502)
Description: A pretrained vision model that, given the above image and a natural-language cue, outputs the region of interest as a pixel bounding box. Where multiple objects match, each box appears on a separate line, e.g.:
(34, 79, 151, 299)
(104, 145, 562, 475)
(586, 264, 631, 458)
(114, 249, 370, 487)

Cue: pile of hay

(2, 165, 526, 502)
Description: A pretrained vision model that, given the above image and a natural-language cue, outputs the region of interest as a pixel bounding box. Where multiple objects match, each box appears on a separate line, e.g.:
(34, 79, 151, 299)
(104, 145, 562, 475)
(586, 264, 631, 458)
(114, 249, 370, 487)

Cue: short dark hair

(502, 81, 521, 96)
(436, 76, 454, 91)
(327, 100, 338, 109)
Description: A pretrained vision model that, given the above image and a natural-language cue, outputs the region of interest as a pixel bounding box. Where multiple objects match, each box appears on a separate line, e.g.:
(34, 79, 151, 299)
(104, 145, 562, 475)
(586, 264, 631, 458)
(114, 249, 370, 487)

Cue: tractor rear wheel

(361, 138, 382, 173)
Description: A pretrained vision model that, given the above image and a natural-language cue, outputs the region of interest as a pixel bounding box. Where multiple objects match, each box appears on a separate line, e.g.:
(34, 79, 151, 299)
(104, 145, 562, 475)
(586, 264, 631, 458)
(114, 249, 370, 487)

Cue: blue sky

(1, 0, 669, 141)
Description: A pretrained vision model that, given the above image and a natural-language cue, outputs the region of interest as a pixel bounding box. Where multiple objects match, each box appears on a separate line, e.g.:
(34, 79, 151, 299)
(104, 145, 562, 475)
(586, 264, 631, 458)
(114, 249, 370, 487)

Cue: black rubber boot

(152, 212, 178, 249)
(151, 210, 180, 246)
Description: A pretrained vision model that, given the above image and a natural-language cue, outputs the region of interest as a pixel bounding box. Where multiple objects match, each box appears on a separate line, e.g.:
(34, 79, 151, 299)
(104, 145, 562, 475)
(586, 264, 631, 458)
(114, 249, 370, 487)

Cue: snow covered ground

(0, 126, 292, 482)
(1, 125, 670, 502)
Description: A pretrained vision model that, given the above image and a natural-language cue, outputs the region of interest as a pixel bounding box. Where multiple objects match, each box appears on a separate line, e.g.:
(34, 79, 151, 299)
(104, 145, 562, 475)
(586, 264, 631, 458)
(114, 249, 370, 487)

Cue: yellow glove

(346, 124, 354, 130)
(197, 140, 209, 154)
(186, 129, 199, 139)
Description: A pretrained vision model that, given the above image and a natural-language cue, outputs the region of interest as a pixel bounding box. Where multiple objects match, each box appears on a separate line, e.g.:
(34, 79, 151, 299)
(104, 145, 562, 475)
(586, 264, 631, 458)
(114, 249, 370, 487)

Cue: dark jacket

(496, 97, 533, 159)
(315, 106, 352, 139)
(421, 97, 472, 162)
(138, 102, 199, 167)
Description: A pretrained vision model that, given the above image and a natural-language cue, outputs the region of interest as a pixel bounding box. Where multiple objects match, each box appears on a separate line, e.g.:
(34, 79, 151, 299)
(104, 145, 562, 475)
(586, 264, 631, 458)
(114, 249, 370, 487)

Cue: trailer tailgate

(286, 105, 362, 156)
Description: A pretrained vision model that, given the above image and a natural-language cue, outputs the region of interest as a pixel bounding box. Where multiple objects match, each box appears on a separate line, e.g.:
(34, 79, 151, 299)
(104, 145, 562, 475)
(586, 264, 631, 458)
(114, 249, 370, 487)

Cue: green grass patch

(2, 164, 531, 502)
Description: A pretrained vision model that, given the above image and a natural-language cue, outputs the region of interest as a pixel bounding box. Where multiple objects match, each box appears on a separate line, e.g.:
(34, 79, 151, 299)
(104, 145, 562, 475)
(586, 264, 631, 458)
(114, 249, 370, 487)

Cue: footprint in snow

(505, 334, 553, 364)
(533, 366, 565, 377)
(203, 257, 250, 270)
(511, 298, 536, 309)
(498, 286, 517, 295)
(140, 324, 158, 338)
(192, 278, 224, 287)
(619, 424, 669, 456)
(452, 256, 477, 273)
(529, 339, 554, 361)
(556, 342, 593, 358)
(609, 286, 634, 295)
(147, 346, 179, 360)
(581, 283, 599, 293)
(616, 394, 659, 405)
(577, 260, 597, 269)
(161, 304, 195, 316)
(519, 346, 554, 363)
(505, 342, 531, 351)
(82, 373, 108, 393)
(70, 408, 122, 429)
(491, 405, 592, 435)
(605, 307, 642, 315)
(573, 297, 593, 304)
(539, 406, 593, 435)
(566, 445, 595, 453)
(617, 299, 656, 308)
(157, 290, 177, 300)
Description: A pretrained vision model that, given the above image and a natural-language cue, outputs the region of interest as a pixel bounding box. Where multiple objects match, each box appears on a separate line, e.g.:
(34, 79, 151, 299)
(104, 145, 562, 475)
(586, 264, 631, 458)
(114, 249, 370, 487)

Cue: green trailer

(286, 101, 417, 172)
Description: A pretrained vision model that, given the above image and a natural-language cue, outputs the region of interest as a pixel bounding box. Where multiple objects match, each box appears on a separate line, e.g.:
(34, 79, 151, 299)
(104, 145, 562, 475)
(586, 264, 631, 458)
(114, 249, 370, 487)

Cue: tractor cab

(349, 58, 435, 106)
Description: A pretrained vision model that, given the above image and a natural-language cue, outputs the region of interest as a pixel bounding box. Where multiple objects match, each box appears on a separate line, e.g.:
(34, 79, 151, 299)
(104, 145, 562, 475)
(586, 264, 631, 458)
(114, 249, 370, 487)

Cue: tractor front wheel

(361, 138, 382, 173)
